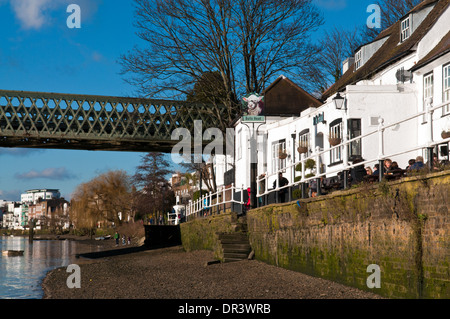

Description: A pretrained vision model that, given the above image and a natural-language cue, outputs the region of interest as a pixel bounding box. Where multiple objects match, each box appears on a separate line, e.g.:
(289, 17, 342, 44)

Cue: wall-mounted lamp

(333, 92, 346, 110)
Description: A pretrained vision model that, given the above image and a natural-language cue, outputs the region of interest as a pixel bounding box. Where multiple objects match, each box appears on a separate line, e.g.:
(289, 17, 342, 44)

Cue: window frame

(443, 63, 450, 116)
(423, 72, 434, 122)
(355, 50, 362, 70)
(271, 139, 286, 174)
(348, 119, 362, 161)
(401, 16, 410, 42)
(298, 129, 310, 156)
(329, 119, 343, 164)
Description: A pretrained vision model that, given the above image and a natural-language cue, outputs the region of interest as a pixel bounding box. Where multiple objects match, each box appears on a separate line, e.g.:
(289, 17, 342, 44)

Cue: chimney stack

(343, 57, 355, 74)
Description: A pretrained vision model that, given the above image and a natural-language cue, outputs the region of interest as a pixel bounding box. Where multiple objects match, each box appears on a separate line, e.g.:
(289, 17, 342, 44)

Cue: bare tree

(179, 153, 218, 193)
(120, 0, 323, 130)
(312, 27, 363, 94)
(360, 0, 423, 42)
(312, 0, 424, 95)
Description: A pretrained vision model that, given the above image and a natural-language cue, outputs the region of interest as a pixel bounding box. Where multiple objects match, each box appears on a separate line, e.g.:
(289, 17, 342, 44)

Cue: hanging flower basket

(328, 137, 341, 146)
(441, 131, 450, 139)
(297, 146, 308, 154)
(278, 150, 288, 159)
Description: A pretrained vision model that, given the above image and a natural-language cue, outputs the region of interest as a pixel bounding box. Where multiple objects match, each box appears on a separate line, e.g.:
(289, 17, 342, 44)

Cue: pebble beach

(42, 244, 384, 300)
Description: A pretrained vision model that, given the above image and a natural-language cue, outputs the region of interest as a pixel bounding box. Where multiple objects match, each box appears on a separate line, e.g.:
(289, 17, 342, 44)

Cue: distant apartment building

(28, 198, 70, 230)
(21, 189, 61, 204)
(0, 202, 25, 230)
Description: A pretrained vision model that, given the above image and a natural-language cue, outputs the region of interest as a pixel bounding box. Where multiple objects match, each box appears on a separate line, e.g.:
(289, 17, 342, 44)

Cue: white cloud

(11, 0, 53, 30)
(0, 148, 44, 156)
(15, 167, 76, 180)
(9, 0, 102, 30)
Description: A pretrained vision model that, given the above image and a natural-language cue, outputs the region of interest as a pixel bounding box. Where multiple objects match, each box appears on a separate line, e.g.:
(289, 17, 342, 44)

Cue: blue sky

(0, 0, 375, 201)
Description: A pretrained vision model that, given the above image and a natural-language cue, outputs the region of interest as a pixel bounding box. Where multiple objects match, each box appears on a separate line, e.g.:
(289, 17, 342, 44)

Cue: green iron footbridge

(0, 90, 227, 152)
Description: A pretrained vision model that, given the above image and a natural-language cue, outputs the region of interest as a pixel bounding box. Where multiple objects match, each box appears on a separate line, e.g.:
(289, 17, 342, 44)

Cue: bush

(193, 189, 209, 201)
(292, 189, 302, 199)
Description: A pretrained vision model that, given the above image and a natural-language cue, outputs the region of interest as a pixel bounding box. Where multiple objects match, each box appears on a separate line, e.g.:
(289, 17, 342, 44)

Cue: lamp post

(333, 92, 349, 189)
(290, 131, 296, 203)
(291, 131, 296, 164)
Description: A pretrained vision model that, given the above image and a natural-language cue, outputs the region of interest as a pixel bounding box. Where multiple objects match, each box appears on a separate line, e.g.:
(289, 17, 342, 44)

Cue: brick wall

(247, 171, 450, 299)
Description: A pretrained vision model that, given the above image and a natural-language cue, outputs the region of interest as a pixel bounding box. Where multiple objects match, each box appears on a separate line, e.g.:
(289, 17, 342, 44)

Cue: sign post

(241, 93, 266, 209)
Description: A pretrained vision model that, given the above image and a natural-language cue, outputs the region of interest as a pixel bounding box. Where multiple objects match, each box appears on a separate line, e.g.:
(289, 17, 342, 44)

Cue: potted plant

(297, 141, 308, 154)
(305, 159, 316, 170)
(328, 132, 341, 146)
(441, 130, 450, 139)
(278, 149, 287, 159)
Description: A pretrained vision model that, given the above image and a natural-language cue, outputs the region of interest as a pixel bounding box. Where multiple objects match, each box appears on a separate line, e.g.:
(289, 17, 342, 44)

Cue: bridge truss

(0, 90, 227, 152)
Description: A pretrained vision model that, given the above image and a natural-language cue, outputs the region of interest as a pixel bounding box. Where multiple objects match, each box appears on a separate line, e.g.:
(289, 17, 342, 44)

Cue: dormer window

(355, 50, 362, 70)
(401, 16, 410, 42)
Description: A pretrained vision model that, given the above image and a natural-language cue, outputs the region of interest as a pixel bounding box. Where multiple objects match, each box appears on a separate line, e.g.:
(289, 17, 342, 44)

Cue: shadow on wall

(144, 225, 182, 248)
(75, 225, 182, 259)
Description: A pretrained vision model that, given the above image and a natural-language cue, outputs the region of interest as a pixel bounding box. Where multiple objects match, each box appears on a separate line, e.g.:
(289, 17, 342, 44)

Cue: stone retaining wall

(247, 171, 449, 299)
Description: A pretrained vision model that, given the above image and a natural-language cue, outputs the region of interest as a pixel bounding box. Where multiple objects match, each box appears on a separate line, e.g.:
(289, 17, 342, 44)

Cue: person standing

(114, 231, 120, 246)
(273, 172, 289, 203)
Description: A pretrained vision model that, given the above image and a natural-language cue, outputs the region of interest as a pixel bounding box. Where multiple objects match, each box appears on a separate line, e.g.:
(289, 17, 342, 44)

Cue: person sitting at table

(426, 153, 440, 171)
(408, 156, 425, 171)
(391, 161, 403, 174)
(372, 164, 380, 176)
(384, 158, 393, 173)
(384, 160, 405, 179)
(405, 159, 415, 170)
(391, 161, 399, 170)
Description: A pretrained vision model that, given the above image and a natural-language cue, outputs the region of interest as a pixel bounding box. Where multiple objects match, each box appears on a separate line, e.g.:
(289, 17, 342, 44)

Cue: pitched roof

(262, 75, 322, 116)
(410, 29, 450, 71)
(322, 0, 449, 100)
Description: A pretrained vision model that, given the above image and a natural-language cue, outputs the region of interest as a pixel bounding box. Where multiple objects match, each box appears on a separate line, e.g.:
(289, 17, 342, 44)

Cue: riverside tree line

(70, 153, 175, 234)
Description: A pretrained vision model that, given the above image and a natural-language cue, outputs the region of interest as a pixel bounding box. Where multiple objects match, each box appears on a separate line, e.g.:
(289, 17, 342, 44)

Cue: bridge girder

(0, 90, 227, 153)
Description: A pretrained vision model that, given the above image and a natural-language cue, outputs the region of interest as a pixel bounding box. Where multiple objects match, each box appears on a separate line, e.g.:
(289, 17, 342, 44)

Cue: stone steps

(218, 232, 251, 263)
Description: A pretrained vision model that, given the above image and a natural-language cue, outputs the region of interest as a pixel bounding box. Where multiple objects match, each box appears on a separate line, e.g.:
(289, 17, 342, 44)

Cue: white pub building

(188, 0, 450, 216)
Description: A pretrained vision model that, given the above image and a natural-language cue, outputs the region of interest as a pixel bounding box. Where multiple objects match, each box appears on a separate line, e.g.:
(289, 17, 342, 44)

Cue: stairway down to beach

(218, 217, 252, 263)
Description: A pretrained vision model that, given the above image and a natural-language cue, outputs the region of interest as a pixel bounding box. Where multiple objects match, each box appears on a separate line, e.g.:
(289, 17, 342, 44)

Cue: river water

(0, 236, 102, 299)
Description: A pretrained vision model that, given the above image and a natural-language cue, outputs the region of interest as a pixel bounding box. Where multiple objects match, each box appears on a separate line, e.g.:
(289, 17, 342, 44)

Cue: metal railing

(185, 183, 247, 218)
(183, 100, 449, 217)
(257, 100, 450, 204)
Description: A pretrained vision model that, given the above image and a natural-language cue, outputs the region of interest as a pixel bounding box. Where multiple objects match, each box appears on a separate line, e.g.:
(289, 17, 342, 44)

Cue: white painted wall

(227, 2, 450, 194)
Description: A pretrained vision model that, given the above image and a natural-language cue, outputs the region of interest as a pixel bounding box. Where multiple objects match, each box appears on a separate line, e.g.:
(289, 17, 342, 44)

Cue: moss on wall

(180, 213, 237, 260)
(247, 171, 450, 299)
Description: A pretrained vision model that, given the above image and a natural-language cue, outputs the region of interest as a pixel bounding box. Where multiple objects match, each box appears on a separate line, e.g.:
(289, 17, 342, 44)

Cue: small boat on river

(2, 250, 24, 257)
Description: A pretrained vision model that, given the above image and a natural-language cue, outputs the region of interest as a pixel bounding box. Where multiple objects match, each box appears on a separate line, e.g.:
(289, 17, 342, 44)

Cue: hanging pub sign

(313, 112, 325, 125)
(241, 92, 266, 123)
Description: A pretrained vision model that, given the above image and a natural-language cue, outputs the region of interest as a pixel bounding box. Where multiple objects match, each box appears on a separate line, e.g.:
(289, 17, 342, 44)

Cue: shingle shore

(42, 245, 383, 299)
